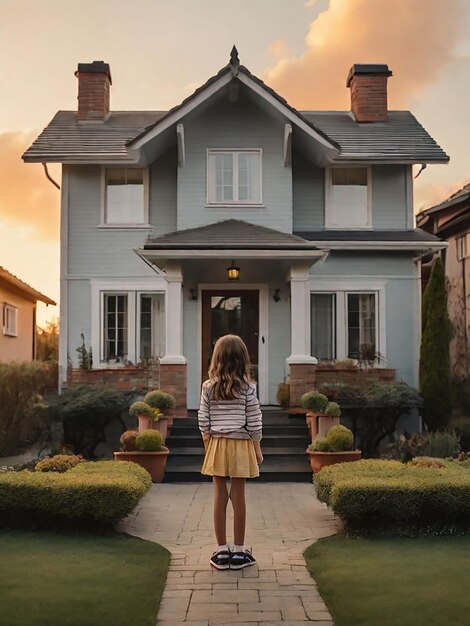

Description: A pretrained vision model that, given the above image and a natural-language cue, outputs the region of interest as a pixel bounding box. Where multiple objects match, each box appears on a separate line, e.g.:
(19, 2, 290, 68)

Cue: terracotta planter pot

(114, 447, 170, 482)
(137, 414, 168, 441)
(306, 411, 325, 440)
(306, 449, 362, 474)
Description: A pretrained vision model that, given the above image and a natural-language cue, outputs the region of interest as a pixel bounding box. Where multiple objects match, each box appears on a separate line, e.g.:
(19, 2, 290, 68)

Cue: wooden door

(201, 290, 259, 381)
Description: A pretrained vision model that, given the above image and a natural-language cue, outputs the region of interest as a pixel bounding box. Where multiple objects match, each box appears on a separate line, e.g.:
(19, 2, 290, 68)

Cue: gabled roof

(22, 48, 449, 165)
(144, 219, 320, 250)
(0, 266, 56, 305)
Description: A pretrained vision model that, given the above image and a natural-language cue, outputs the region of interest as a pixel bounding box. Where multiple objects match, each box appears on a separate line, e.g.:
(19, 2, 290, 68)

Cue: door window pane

(311, 294, 335, 360)
(104, 294, 128, 361)
(347, 294, 376, 359)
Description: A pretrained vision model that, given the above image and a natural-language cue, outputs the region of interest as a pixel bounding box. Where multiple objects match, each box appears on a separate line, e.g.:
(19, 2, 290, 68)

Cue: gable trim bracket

(177, 124, 185, 167)
(283, 124, 292, 166)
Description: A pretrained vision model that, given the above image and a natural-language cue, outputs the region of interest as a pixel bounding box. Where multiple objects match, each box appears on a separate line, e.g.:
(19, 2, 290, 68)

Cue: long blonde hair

(208, 334, 253, 400)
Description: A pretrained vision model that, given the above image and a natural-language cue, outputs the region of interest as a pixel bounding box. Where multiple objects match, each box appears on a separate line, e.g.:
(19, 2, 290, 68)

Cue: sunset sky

(1, 0, 469, 325)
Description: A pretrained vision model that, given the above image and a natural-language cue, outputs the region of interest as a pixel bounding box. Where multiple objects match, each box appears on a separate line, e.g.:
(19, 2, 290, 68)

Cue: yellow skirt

(201, 437, 259, 479)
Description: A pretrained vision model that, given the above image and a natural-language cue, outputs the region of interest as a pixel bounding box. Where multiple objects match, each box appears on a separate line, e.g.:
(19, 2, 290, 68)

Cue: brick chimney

(346, 64, 393, 123)
(75, 61, 112, 121)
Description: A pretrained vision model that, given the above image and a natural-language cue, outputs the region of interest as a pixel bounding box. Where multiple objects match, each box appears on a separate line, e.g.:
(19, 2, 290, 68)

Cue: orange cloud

(264, 0, 463, 110)
(0, 132, 60, 240)
(415, 178, 469, 215)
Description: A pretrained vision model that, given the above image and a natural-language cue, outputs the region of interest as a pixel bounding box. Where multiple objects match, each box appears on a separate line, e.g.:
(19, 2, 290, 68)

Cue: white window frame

(324, 166, 372, 229)
(456, 234, 470, 261)
(206, 148, 263, 207)
(310, 279, 386, 364)
(310, 292, 336, 361)
(90, 279, 167, 368)
(100, 167, 150, 228)
(3, 303, 18, 337)
(136, 292, 166, 361)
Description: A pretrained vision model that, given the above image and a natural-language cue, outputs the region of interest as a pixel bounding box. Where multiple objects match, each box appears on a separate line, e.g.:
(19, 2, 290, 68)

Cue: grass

(0, 529, 170, 626)
(305, 534, 470, 626)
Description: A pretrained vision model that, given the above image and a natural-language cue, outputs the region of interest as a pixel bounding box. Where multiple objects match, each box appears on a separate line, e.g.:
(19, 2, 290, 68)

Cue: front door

(202, 290, 259, 382)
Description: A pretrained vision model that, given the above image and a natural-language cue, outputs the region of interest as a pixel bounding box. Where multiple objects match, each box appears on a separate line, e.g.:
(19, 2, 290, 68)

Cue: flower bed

(0, 460, 151, 529)
(314, 459, 470, 535)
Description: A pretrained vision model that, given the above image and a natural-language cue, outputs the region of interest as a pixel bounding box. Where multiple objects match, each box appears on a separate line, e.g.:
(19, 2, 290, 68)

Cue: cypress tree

(419, 256, 451, 430)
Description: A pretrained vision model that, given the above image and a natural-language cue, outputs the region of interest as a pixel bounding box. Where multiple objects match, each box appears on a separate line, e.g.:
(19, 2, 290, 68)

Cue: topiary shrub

(0, 460, 151, 529)
(310, 437, 330, 452)
(276, 383, 290, 409)
(34, 454, 85, 473)
(135, 429, 164, 452)
(120, 430, 139, 452)
(326, 425, 354, 452)
(301, 391, 328, 413)
(144, 390, 176, 411)
(129, 401, 154, 418)
(324, 402, 341, 418)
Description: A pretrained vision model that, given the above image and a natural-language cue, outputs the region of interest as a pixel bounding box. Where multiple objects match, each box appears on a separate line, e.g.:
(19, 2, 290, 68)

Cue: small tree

(420, 257, 451, 430)
(36, 319, 59, 362)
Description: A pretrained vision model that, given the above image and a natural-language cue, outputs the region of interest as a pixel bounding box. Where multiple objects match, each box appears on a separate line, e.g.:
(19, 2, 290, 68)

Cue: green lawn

(0, 530, 170, 626)
(305, 535, 470, 626)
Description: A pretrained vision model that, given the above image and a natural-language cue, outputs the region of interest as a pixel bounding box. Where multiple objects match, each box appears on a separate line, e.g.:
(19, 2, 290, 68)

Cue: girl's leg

(229, 477, 246, 546)
(213, 476, 229, 545)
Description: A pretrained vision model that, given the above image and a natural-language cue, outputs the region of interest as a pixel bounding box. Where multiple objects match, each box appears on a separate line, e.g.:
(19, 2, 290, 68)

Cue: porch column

(287, 263, 317, 409)
(161, 261, 186, 364)
(287, 263, 316, 365)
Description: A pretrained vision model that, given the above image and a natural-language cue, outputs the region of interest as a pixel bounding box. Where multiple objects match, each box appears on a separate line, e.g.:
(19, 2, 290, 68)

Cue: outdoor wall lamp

(227, 261, 240, 281)
(273, 288, 281, 302)
(189, 288, 198, 301)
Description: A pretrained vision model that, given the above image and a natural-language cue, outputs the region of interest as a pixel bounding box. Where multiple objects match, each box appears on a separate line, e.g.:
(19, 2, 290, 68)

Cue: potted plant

(114, 429, 169, 482)
(301, 391, 328, 439)
(144, 390, 177, 427)
(128, 400, 168, 439)
(306, 424, 361, 473)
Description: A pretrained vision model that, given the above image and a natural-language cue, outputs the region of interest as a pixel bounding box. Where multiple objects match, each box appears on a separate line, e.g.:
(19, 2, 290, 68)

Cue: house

(0, 266, 56, 362)
(23, 49, 448, 416)
(417, 183, 470, 378)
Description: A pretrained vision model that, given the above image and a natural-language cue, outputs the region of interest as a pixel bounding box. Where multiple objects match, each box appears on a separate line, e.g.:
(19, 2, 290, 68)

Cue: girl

(198, 334, 263, 570)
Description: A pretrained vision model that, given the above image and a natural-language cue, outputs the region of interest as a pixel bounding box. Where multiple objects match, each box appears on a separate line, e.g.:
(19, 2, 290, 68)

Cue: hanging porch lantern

(227, 260, 240, 281)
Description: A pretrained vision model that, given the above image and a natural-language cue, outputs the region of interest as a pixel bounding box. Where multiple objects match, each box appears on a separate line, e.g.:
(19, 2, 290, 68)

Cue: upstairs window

(207, 150, 262, 205)
(326, 167, 370, 228)
(456, 234, 470, 261)
(3, 303, 18, 337)
(104, 168, 147, 225)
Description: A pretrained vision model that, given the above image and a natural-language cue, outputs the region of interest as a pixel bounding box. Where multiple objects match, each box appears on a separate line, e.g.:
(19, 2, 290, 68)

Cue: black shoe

(229, 547, 256, 570)
(209, 549, 231, 570)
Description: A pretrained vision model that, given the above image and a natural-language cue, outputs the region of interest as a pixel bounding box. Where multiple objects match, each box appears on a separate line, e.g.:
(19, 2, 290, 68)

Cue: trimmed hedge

(0, 461, 151, 529)
(314, 460, 470, 534)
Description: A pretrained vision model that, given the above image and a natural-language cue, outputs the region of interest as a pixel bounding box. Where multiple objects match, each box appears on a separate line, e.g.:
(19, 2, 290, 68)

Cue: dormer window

(207, 149, 262, 205)
(104, 168, 148, 225)
(325, 166, 371, 229)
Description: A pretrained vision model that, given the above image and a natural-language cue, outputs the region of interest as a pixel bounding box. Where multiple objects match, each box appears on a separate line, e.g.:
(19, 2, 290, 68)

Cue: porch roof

(137, 219, 327, 261)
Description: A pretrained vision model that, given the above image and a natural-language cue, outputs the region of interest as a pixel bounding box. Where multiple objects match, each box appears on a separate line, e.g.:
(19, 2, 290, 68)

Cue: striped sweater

(198, 380, 263, 441)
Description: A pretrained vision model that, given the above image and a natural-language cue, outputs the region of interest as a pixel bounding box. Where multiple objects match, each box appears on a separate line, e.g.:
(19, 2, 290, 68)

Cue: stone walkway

(119, 483, 341, 625)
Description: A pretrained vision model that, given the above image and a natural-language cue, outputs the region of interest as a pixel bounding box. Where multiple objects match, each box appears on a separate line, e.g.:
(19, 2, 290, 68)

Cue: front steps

(164, 409, 312, 482)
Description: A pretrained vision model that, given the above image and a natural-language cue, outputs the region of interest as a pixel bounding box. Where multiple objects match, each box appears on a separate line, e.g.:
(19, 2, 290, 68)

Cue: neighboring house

(0, 266, 56, 362)
(23, 49, 448, 414)
(417, 183, 470, 378)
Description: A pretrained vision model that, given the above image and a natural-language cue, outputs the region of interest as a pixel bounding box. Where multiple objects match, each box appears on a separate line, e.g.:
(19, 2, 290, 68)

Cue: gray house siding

(371, 165, 408, 229)
(67, 279, 91, 365)
(177, 98, 292, 233)
(292, 152, 324, 231)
